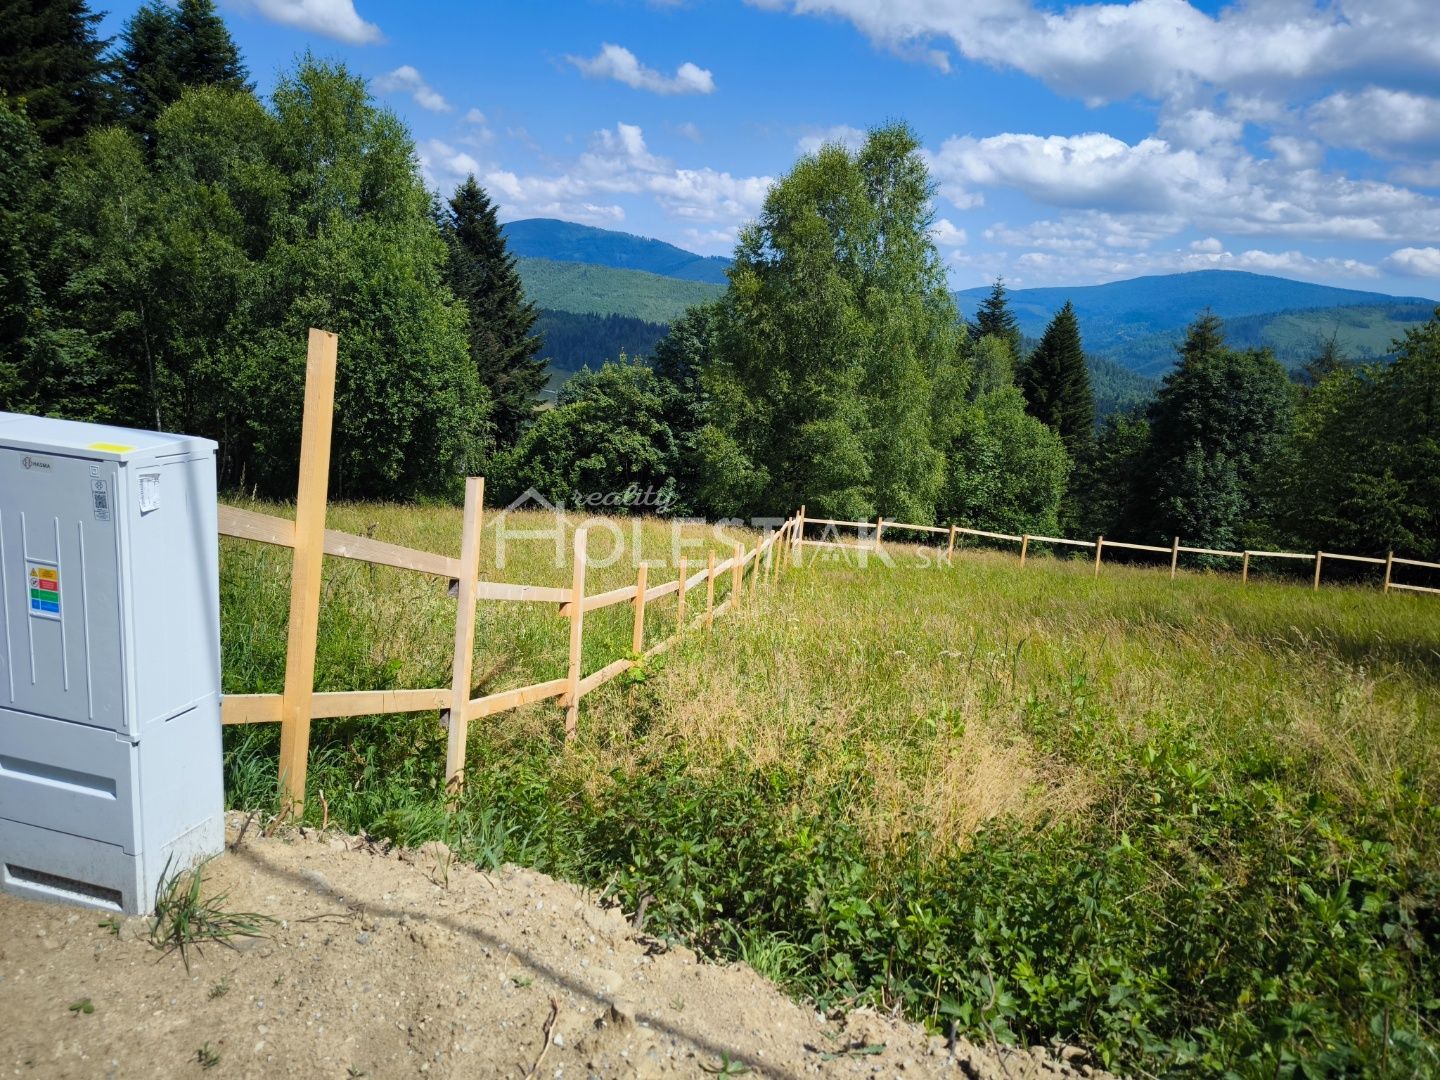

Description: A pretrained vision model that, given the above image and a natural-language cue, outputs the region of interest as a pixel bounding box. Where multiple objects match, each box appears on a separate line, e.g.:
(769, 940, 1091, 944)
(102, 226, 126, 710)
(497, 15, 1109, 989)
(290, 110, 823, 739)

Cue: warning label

(26, 561, 60, 618)
(91, 477, 110, 521)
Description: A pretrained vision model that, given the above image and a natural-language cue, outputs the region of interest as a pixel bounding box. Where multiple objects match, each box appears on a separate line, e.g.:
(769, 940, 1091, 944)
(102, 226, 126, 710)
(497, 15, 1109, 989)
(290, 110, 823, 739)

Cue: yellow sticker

(87, 442, 135, 453)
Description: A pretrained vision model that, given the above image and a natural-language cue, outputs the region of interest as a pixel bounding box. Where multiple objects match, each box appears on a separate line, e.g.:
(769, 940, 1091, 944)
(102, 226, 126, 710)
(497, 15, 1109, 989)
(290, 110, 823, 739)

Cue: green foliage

(0, 0, 113, 149)
(1276, 309, 1440, 561)
(1067, 411, 1149, 538)
(937, 386, 1071, 536)
(516, 257, 723, 322)
(534, 310, 668, 378)
(490, 359, 680, 511)
(703, 123, 966, 522)
(0, 99, 43, 409)
(113, 0, 249, 143)
(1019, 301, 1094, 454)
(974, 277, 1023, 365)
(1139, 313, 1295, 549)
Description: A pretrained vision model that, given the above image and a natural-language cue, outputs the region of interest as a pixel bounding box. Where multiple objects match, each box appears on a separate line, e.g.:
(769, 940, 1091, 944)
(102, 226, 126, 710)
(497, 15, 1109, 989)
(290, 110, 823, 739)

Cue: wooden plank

(1019, 535, 1029, 567)
(946, 525, 957, 564)
(1389, 582, 1440, 596)
(1321, 552, 1387, 566)
(731, 543, 743, 607)
(218, 505, 296, 547)
(1242, 551, 1250, 584)
(562, 527, 587, 740)
(675, 555, 688, 633)
(1246, 549, 1316, 561)
(444, 477, 484, 796)
(1104, 540, 1171, 554)
(1384, 551, 1394, 593)
(1391, 556, 1440, 570)
(1170, 536, 1180, 580)
(1094, 536, 1104, 578)
(631, 563, 647, 654)
(1027, 534, 1095, 548)
(1178, 545, 1244, 558)
(312, 687, 449, 719)
(874, 517, 884, 550)
(468, 678, 568, 720)
(881, 522, 949, 535)
(954, 526, 1024, 542)
(705, 550, 716, 629)
(560, 582, 637, 617)
(799, 539, 876, 551)
(803, 516, 872, 528)
(221, 693, 282, 725)
(644, 577, 679, 603)
(277, 328, 337, 817)
(577, 657, 634, 698)
(686, 566, 709, 592)
(1313, 550, 1323, 591)
(323, 528, 459, 579)
(475, 580, 570, 605)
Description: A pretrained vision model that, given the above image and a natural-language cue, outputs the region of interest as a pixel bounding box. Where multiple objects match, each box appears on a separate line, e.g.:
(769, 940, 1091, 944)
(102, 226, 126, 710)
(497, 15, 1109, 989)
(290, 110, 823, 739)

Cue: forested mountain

(515, 258, 723, 323)
(503, 219, 731, 284)
(954, 271, 1435, 374)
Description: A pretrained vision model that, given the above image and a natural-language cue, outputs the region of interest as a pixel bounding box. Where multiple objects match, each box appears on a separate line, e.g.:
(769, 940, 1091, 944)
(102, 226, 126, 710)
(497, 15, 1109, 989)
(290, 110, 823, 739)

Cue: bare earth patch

(0, 814, 1108, 1079)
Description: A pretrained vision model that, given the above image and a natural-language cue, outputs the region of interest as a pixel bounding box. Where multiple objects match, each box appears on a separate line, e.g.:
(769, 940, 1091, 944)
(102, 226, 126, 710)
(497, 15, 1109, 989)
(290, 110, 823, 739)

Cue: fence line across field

(217, 329, 799, 818)
(793, 508, 1440, 596)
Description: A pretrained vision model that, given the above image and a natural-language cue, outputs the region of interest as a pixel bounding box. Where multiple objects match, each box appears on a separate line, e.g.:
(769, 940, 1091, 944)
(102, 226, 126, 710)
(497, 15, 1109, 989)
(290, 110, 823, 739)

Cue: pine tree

(0, 0, 113, 148)
(440, 177, 546, 446)
(974, 276, 1023, 363)
(115, 0, 250, 142)
(1018, 300, 1094, 453)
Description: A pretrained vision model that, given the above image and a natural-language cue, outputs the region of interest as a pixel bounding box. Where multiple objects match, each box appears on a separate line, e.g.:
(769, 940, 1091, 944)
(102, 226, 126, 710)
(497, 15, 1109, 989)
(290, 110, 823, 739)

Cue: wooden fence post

(750, 541, 762, 600)
(631, 562, 648, 654)
(1170, 537, 1180, 580)
(1383, 550, 1394, 594)
(444, 476, 485, 798)
(563, 527, 588, 741)
(705, 550, 717, 628)
(1242, 551, 1251, 585)
(676, 555, 688, 632)
(1313, 551, 1323, 591)
(732, 542, 743, 606)
(875, 516, 884, 552)
(793, 505, 805, 568)
(1020, 535, 1030, 567)
(1093, 536, 1104, 578)
(946, 524, 957, 565)
(276, 328, 338, 818)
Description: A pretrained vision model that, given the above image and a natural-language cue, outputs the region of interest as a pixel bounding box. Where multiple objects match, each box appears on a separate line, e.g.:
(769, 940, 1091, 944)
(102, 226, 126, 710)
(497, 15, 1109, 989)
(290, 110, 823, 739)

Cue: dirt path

(0, 814, 1107, 1079)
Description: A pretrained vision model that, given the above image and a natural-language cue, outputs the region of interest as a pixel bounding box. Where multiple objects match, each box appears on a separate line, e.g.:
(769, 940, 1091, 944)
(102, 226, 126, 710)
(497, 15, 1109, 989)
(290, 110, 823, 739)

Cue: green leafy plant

(150, 857, 274, 971)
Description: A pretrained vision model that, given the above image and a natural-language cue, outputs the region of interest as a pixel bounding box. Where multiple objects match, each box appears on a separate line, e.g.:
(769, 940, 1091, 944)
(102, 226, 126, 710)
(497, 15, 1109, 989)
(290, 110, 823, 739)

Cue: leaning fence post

(1383, 550, 1394, 594)
(444, 476, 485, 798)
(563, 527, 588, 741)
(1170, 536, 1180, 580)
(676, 556, 688, 632)
(1242, 551, 1251, 585)
(793, 505, 806, 568)
(1093, 536, 1104, 578)
(731, 542, 743, 606)
(1313, 551, 1323, 591)
(705, 550, 717, 628)
(750, 541, 762, 600)
(277, 328, 338, 819)
(632, 562, 648, 654)
(875, 516, 884, 552)
(1020, 535, 1030, 567)
(946, 524, 958, 565)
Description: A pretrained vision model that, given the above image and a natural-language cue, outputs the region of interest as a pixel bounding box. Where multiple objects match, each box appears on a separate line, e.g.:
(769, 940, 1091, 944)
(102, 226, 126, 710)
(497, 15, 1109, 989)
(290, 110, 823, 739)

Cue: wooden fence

(794, 508, 1440, 597)
(218, 331, 801, 816)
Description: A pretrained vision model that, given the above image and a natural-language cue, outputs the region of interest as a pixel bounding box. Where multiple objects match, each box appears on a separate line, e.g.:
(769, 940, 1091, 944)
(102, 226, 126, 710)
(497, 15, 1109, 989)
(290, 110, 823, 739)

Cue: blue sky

(98, 1, 1440, 295)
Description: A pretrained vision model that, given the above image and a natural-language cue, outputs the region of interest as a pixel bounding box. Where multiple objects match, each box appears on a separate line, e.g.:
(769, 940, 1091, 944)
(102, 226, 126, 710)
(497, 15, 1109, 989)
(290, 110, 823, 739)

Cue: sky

(97, 0, 1440, 295)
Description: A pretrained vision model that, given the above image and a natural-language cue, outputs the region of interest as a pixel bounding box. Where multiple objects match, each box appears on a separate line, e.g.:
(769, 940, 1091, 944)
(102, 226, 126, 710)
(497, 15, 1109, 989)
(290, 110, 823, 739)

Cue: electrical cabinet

(0, 413, 223, 914)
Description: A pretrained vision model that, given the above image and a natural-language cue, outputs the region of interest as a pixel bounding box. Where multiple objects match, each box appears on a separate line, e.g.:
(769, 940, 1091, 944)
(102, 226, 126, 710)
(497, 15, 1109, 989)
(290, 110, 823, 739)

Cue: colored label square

(39, 601, 59, 613)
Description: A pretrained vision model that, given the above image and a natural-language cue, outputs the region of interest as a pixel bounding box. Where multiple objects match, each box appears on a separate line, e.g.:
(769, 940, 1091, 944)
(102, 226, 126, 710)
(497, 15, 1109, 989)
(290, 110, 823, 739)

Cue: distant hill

(516, 258, 724, 324)
(534, 310, 669, 388)
(955, 270, 1436, 374)
(504, 219, 731, 284)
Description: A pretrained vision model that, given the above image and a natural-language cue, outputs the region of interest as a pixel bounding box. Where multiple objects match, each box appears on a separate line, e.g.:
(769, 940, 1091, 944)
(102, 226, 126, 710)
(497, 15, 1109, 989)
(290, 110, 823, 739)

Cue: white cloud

(673, 121, 703, 142)
(373, 66, 451, 112)
(1383, 246, 1440, 277)
(1392, 162, 1440, 188)
(1266, 135, 1323, 169)
(1190, 236, 1223, 253)
(748, 0, 1440, 109)
(567, 44, 715, 95)
(240, 0, 381, 44)
(1158, 108, 1243, 150)
(930, 218, 967, 247)
(472, 122, 772, 229)
(1307, 87, 1440, 157)
(417, 139, 481, 193)
(464, 108, 487, 125)
(1004, 244, 1379, 286)
(931, 129, 1440, 242)
(795, 124, 867, 155)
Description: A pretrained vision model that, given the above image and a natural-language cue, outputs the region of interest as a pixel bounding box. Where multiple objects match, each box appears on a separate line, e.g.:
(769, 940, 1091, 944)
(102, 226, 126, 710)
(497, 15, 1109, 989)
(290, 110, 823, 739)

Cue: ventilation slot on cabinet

(4, 864, 123, 911)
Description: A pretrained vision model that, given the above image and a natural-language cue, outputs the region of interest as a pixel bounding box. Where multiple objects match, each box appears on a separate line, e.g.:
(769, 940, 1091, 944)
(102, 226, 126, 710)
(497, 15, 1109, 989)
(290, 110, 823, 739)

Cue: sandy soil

(0, 813, 1109, 1079)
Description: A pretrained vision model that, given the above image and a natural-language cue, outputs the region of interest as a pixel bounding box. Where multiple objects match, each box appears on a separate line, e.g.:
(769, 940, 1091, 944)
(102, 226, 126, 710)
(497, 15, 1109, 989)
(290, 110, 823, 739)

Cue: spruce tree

(1018, 300, 1094, 453)
(0, 0, 113, 148)
(115, 0, 250, 142)
(440, 177, 546, 446)
(974, 276, 1023, 363)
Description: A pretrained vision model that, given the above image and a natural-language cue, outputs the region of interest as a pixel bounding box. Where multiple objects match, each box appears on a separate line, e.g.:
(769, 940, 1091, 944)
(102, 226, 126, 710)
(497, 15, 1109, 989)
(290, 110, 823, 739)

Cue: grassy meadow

(220, 504, 1440, 1077)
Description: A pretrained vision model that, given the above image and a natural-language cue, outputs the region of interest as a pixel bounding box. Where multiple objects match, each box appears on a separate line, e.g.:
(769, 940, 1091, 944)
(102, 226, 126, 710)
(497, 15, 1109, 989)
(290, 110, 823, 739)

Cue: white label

(138, 473, 160, 514)
(90, 478, 110, 521)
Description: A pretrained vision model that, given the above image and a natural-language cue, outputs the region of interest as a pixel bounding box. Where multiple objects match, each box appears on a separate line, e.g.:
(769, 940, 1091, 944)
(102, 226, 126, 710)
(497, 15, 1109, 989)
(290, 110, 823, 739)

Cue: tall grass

(220, 511, 1440, 1077)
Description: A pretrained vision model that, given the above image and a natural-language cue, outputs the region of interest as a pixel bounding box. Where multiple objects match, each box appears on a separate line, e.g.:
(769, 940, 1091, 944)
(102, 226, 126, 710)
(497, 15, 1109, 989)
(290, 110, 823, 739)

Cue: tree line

(3, 3, 1435, 562)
